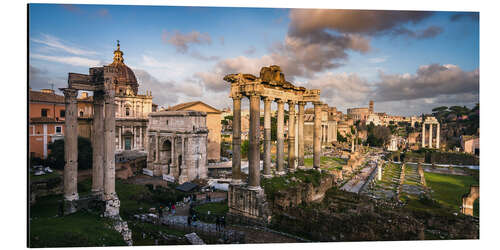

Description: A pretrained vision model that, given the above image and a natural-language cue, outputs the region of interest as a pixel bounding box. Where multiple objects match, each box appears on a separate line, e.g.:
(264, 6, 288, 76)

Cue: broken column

(103, 87, 120, 217)
(313, 102, 321, 169)
(287, 100, 296, 171)
(248, 94, 261, 190)
(62, 88, 79, 213)
(232, 95, 243, 184)
(263, 97, 273, 178)
(276, 99, 285, 175)
(91, 91, 104, 197)
(428, 123, 433, 148)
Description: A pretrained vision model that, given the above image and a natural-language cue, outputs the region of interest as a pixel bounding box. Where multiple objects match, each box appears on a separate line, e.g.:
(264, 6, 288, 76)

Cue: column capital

(62, 88, 78, 99)
(287, 100, 297, 105)
(262, 96, 274, 103)
(298, 101, 307, 106)
(276, 98, 286, 104)
(231, 93, 243, 100)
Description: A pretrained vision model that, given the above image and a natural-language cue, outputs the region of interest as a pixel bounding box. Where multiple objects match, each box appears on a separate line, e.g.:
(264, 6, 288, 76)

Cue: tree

(337, 131, 347, 143)
(241, 140, 249, 159)
(47, 136, 93, 170)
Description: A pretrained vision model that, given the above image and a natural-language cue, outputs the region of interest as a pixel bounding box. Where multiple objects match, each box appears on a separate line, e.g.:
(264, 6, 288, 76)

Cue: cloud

(244, 46, 256, 55)
(288, 9, 434, 36)
(31, 53, 101, 67)
(134, 69, 203, 107)
(450, 12, 479, 22)
(372, 64, 479, 102)
(190, 51, 220, 61)
(391, 26, 443, 39)
(162, 30, 212, 53)
(368, 57, 388, 64)
(29, 65, 66, 91)
(31, 33, 97, 56)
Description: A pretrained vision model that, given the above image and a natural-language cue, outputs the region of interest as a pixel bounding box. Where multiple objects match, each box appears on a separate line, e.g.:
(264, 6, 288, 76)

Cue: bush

(47, 137, 93, 170)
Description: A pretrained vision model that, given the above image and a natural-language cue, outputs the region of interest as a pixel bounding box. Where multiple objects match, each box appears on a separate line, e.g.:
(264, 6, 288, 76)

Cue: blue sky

(28, 4, 479, 116)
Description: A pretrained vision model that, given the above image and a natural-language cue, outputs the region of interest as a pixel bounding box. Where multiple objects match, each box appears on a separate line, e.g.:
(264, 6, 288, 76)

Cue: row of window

(41, 109, 65, 118)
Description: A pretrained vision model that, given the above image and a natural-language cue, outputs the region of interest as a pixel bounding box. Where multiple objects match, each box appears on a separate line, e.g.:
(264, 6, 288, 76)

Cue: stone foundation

(104, 196, 121, 218)
(227, 184, 271, 226)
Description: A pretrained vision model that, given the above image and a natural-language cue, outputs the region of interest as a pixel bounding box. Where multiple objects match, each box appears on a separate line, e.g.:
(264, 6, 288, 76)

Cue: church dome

(109, 41, 139, 94)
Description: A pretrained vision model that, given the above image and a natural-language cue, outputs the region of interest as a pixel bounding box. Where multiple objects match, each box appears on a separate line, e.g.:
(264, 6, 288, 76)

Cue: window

(125, 107, 130, 116)
(79, 111, 84, 117)
(166, 120, 169, 126)
(41, 109, 48, 117)
(60, 110, 65, 118)
(55, 126, 62, 134)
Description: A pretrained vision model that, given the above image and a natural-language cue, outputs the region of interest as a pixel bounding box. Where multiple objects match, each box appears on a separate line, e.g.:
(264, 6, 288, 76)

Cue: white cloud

(31, 53, 100, 67)
(31, 33, 97, 56)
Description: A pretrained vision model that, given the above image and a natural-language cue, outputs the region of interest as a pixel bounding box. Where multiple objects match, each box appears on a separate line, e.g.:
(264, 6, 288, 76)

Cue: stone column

(276, 99, 285, 175)
(298, 102, 305, 167)
(421, 123, 426, 148)
(117, 126, 121, 150)
(231, 96, 243, 184)
(313, 102, 321, 169)
(140, 126, 143, 150)
(428, 123, 433, 148)
(248, 94, 261, 190)
(436, 123, 440, 149)
(91, 91, 104, 196)
(287, 100, 296, 172)
(103, 87, 119, 217)
(63, 88, 79, 202)
(155, 133, 160, 163)
(263, 97, 273, 177)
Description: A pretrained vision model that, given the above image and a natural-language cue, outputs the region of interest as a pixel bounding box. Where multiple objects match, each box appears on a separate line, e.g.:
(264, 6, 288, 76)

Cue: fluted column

(263, 97, 273, 177)
(428, 123, 433, 148)
(231, 96, 243, 183)
(103, 89, 117, 202)
(248, 94, 261, 189)
(287, 100, 296, 172)
(91, 91, 104, 196)
(155, 133, 160, 163)
(436, 123, 440, 149)
(313, 102, 321, 169)
(276, 99, 285, 175)
(422, 123, 426, 148)
(63, 88, 79, 201)
(298, 102, 305, 167)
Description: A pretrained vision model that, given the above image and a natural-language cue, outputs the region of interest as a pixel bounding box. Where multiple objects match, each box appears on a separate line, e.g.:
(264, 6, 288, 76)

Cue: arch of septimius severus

(223, 65, 322, 224)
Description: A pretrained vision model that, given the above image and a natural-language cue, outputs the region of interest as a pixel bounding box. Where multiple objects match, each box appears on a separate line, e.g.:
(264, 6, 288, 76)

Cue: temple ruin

(422, 116, 440, 149)
(223, 65, 322, 224)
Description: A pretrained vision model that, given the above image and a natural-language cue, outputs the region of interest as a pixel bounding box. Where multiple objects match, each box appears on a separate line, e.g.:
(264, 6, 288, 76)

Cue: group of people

(215, 215, 226, 231)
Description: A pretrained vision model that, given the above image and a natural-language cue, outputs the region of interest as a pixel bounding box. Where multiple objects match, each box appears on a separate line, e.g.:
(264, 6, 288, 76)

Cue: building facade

(166, 101, 222, 162)
(147, 110, 209, 183)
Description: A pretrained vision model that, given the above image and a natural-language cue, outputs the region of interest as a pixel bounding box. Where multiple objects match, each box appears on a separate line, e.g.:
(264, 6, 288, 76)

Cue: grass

(304, 156, 346, 168)
(262, 169, 329, 199)
(193, 201, 229, 223)
(29, 171, 61, 182)
(30, 208, 126, 247)
(425, 172, 479, 212)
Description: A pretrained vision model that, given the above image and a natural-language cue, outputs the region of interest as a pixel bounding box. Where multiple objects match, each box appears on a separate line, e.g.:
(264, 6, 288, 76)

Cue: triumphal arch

(224, 65, 322, 224)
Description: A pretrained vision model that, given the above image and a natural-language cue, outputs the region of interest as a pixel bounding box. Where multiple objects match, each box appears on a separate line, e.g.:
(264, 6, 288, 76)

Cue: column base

(91, 190, 104, 200)
(227, 184, 271, 226)
(231, 179, 245, 185)
(62, 199, 79, 215)
(64, 193, 79, 201)
(103, 193, 120, 218)
(262, 174, 273, 179)
(247, 185, 262, 191)
(276, 171, 286, 176)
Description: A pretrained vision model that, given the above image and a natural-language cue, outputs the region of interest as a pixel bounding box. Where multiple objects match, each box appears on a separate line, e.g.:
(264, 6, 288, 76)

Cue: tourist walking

(215, 216, 221, 231)
(171, 204, 176, 215)
(187, 215, 192, 227)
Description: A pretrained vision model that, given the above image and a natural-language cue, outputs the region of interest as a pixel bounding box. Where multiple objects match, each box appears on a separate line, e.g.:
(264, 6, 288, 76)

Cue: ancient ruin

(146, 110, 209, 183)
(223, 65, 322, 224)
(462, 185, 479, 216)
(422, 116, 440, 149)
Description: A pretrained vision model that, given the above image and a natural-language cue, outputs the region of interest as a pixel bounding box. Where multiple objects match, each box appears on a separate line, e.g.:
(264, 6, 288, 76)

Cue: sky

(28, 4, 479, 116)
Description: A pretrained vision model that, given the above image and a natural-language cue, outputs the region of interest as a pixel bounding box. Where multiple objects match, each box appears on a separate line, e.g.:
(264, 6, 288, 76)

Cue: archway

(160, 140, 172, 164)
(462, 185, 479, 216)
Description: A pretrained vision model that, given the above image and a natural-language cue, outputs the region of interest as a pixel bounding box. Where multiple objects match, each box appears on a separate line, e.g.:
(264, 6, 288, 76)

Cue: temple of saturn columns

(421, 116, 440, 149)
(223, 65, 322, 224)
(60, 63, 121, 217)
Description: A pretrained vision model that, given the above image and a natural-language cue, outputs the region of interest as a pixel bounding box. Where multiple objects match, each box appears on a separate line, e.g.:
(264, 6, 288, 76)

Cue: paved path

(341, 162, 377, 194)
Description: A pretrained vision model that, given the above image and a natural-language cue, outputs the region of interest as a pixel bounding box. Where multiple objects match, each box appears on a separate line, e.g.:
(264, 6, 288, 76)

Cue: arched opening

(125, 107, 130, 116)
(160, 140, 172, 165)
(79, 111, 84, 117)
(178, 155, 183, 176)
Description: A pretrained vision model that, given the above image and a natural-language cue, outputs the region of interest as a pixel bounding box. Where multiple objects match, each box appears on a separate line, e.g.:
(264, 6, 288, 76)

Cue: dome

(109, 41, 139, 94)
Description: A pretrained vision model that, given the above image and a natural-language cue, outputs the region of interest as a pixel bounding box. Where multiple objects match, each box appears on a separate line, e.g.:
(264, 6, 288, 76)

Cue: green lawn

(304, 156, 346, 168)
(29, 195, 126, 247)
(425, 172, 479, 212)
(29, 171, 61, 182)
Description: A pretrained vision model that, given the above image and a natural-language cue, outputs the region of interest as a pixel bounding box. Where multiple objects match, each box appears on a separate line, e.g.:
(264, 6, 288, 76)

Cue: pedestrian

(215, 216, 221, 231)
(221, 215, 225, 230)
(171, 203, 176, 215)
(187, 215, 192, 227)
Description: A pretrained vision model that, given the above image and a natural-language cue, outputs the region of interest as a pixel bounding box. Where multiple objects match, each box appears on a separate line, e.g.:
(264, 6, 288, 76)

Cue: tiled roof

(167, 101, 222, 114)
(29, 90, 65, 104)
